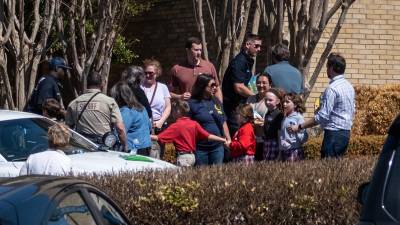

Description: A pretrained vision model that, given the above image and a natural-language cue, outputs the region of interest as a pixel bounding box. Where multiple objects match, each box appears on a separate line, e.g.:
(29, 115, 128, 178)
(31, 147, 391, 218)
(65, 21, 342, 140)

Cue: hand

(181, 92, 191, 100)
(288, 124, 300, 133)
(224, 139, 231, 148)
(254, 118, 264, 126)
(153, 120, 164, 129)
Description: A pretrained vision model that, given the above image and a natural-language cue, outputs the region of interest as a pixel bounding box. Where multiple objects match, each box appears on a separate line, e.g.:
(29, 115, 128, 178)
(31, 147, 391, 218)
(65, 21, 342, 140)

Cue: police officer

(26, 57, 70, 115)
(65, 71, 127, 151)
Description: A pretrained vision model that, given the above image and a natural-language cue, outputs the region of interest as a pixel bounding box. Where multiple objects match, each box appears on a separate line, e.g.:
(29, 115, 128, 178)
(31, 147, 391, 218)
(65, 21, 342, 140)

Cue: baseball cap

(49, 57, 72, 70)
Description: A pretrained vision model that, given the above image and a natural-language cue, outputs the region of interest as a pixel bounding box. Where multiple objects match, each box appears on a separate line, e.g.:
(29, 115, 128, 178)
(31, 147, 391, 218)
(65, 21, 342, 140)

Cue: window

(48, 192, 97, 225)
(89, 192, 128, 225)
(0, 118, 97, 162)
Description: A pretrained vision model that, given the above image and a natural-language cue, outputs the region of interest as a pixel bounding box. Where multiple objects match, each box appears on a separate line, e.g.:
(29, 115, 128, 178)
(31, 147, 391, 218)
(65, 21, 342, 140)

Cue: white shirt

(19, 149, 72, 176)
(140, 82, 171, 121)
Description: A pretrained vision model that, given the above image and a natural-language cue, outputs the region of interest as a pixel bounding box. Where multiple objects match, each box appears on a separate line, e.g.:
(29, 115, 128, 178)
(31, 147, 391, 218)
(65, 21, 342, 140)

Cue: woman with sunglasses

(189, 74, 231, 166)
(140, 59, 171, 133)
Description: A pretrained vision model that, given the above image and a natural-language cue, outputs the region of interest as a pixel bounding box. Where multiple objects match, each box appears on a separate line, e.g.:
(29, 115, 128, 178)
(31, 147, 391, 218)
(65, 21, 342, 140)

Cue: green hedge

(304, 135, 386, 159)
(81, 157, 376, 225)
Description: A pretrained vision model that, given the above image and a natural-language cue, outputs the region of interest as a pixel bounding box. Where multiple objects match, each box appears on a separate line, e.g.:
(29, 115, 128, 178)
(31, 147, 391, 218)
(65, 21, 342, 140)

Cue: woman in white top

(140, 59, 171, 133)
(20, 123, 72, 176)
(246, 73, 271, 161)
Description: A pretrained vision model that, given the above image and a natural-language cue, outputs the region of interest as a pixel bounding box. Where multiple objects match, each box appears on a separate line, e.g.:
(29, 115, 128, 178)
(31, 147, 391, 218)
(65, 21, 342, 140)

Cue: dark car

(357, 114, 400, 225)
(0, 176, 130, 225)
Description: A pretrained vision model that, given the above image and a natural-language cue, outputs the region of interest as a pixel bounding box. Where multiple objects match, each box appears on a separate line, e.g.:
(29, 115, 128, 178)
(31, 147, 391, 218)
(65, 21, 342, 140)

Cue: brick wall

(122, 0, 400, 118)
(304, 0, 400, 118)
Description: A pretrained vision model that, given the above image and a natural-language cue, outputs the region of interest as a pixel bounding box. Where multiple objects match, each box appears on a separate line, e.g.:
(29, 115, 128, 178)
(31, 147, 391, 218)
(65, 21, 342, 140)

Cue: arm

(115, 121, 127, 151)
(65, 105, 75, 128)
(222, 121, 231, 142)
(155, 97, 171, 128)
(289, 117, 318, 133)
(151, 134, 158, 141)
(208, 134, 226, 143)
(215, 87, 223, 102)
(233, 83, 254, 98)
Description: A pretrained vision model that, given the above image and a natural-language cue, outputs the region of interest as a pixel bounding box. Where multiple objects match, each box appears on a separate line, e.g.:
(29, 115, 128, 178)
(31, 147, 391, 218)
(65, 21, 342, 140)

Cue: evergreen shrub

(82, 157, 375, 225)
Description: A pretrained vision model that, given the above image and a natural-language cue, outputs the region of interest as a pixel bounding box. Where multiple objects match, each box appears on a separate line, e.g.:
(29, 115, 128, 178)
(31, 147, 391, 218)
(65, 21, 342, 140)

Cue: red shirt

(169, 59, 219, 94)
(157, 117, 210, 153)
(229, 122, 256, 158)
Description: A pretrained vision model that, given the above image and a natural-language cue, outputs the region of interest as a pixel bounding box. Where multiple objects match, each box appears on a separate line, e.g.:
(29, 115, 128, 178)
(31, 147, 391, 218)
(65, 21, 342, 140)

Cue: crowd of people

(23, 33, 356, 171)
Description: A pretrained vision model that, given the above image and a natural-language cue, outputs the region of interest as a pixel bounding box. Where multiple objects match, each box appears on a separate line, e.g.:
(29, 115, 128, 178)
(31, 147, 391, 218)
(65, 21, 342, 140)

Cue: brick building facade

(122, 0, 400, 118)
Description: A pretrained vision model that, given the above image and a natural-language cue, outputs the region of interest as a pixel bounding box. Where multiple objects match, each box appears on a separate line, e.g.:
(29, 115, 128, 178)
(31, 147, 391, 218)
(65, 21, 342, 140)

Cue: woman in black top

(120, 66, 152, 119)
(189, 74, 231, 165)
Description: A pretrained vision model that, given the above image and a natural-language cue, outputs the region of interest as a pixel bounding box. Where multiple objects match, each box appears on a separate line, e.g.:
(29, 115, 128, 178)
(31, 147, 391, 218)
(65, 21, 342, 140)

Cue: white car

(0, 110, 176, 177)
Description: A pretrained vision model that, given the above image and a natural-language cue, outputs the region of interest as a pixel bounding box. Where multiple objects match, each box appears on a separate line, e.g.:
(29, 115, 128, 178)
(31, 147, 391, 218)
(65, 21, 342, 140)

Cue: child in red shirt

(226, 104, 256, 164)
(152, 100, 226, 166)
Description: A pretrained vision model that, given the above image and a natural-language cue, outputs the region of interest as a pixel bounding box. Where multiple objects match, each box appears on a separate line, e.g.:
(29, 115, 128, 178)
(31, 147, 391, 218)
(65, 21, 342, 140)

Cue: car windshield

(0, 118, 98, 162)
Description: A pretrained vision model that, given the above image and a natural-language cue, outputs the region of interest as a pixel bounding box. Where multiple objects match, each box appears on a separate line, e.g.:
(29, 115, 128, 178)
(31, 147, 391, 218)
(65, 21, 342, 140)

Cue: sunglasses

(145, 71, 155, 75)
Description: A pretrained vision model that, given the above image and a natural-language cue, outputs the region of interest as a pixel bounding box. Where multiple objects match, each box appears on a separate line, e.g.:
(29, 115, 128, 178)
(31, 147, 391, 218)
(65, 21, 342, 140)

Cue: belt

(80, 132, 103, 144)
(176, 151, 194, 156)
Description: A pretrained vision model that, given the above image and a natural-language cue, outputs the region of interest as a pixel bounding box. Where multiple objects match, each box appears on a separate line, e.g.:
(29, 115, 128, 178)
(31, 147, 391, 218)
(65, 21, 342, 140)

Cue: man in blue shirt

(222, 33, 262, 136)
(264, 44, 303, 94)
(26, 57, 71, 115)
(289, 53, 355, 158)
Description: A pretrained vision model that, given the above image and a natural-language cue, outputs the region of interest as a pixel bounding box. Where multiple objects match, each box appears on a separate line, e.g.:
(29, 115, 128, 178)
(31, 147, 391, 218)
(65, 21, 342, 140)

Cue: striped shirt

(315, 75, 355, 131)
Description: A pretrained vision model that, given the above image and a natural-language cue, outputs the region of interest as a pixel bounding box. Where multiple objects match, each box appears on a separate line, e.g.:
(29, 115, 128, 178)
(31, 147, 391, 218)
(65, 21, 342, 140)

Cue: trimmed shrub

(303, 135, 385, 159)
(353, 85, 400, 135)
(81, 157, 375, 225)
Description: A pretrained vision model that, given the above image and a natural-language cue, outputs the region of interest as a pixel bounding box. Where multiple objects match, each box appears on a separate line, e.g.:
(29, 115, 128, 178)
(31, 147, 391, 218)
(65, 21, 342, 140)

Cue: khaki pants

(176, 153, 195, 167)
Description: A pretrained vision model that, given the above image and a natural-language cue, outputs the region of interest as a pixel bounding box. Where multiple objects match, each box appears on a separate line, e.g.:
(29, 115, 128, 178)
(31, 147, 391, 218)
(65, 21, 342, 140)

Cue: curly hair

(48, 123, 70, 149)
(284, 93, 306, 114)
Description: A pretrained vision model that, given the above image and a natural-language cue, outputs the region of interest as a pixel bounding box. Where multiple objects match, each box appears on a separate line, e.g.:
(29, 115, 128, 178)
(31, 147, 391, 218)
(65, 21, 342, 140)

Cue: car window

(48, 192, 97, 225)
(0, 118, 98, 162)
(89, 192, 128, 225)
(383, 148, 400, 222)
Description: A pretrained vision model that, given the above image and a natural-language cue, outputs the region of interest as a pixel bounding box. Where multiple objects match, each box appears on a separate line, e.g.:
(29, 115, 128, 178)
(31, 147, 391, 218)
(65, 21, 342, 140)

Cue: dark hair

(256, 73, 272, 85)
(244, 33, 261, 44)
(121, 66, 144, 88)
(87, 71, 104, 87)
(110, 81, 143, 110)
(191, 74, 214, 100)
(185, 37, 202, 49)
(272, 43, 290, 62)
(327, 53, 346, 74)
(42, 98, 64, 121)
(266, 88, 285, 111)
(171, 100, 190, 118)
(284, 93, 305, 114)
(237, 104, 254, 123)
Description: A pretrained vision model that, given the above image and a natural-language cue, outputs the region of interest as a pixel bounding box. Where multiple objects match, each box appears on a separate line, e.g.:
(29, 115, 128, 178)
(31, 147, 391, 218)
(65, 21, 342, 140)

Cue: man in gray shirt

(264, 44, 303, 94)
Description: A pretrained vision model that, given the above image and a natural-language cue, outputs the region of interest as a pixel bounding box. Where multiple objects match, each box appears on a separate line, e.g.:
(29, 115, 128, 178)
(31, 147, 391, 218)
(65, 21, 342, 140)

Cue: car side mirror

(357, 182, 370, 205)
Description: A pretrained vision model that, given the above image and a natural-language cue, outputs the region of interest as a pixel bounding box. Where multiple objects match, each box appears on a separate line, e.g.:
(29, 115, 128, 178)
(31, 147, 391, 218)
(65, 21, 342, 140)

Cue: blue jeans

(321, 129, 350, 158)
(195, 145, 224, 166)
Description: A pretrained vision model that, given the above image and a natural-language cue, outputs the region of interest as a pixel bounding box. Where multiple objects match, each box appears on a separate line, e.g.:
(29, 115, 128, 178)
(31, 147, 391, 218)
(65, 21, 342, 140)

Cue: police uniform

(65, 89, 123, 141)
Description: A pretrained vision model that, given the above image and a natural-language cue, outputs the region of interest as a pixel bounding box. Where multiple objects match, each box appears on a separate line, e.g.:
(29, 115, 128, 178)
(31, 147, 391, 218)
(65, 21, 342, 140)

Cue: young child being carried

(280, 93, 308, 162)
(226, 104, 256, 164)
(151, 100, 226, 167)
